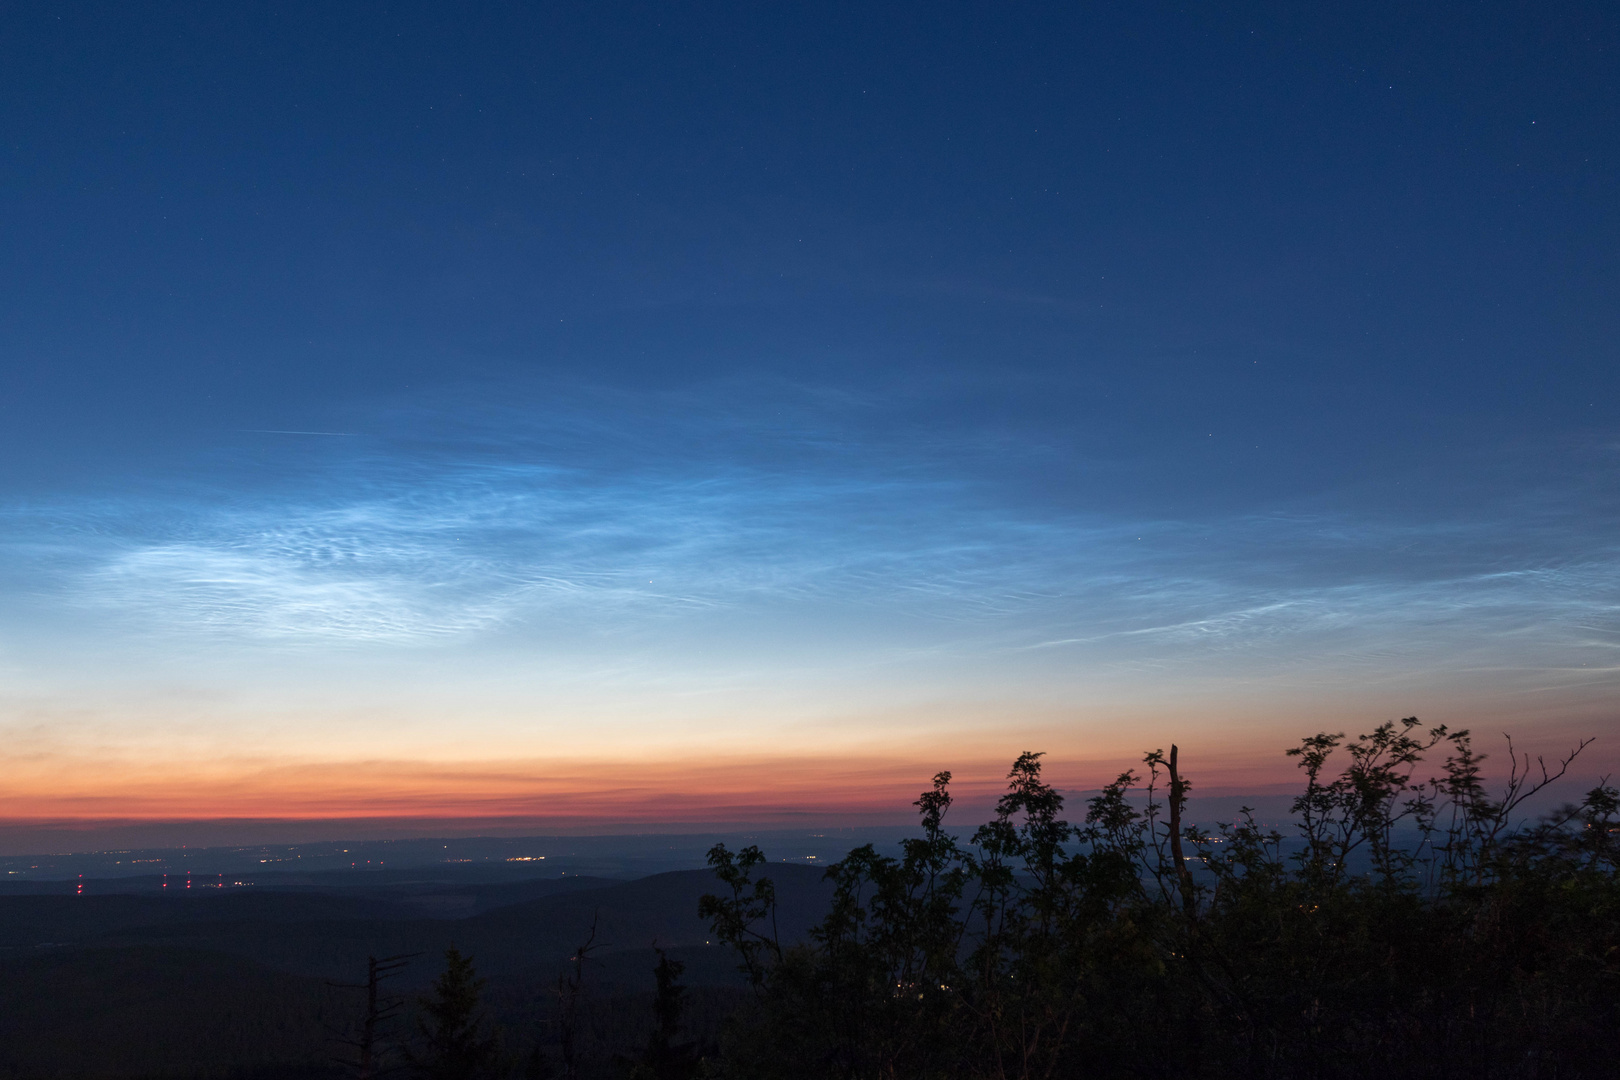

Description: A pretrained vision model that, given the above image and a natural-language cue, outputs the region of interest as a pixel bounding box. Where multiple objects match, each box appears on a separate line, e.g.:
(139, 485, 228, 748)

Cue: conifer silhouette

(408, 946, 501, 1080)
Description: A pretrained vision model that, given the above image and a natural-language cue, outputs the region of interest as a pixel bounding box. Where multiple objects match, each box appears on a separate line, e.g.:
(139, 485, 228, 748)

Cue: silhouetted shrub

(701, 721, 1620, 1080)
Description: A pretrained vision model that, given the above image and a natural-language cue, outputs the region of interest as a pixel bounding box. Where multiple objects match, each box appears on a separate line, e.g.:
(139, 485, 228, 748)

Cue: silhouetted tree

(331, 952, 418, 1079)
(618, 947, 703, 1080)
(700, 722, 1620, 1080)
(555, 916, 600, 1080)
(409, 946, 502, 1080)
(697, 845, 782, 988)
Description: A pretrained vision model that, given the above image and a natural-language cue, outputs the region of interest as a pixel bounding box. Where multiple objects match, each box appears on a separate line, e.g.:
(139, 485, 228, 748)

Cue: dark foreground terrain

(0, 863, 832, 1079)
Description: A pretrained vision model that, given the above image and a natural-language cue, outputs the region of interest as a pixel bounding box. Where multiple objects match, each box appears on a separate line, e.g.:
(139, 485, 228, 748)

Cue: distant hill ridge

(0, 864, 834, 986)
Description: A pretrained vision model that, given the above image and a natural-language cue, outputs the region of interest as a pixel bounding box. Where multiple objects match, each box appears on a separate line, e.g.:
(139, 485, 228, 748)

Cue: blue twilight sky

(0, 2, 1617, 824)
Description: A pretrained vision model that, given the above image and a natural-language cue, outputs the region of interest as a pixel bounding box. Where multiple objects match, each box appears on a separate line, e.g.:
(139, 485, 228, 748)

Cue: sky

(1, 2, 1617, 844)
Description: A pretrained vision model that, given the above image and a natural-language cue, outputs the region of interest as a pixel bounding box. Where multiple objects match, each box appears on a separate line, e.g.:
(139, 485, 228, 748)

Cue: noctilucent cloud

(1, 3, 1616, 833)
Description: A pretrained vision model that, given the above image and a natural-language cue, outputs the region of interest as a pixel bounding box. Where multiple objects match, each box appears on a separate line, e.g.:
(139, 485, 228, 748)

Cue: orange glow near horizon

(0, 747, 1304, 824)
(6, 720, 1611, 829)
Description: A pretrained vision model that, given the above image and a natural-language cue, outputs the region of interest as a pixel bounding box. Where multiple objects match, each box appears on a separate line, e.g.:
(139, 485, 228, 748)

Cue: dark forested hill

(0, 865, 832, 1079)
(0, 946, 345, 1080)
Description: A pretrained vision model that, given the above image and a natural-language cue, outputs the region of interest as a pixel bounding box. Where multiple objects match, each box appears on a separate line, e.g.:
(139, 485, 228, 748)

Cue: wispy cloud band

(2, 383, 1617, 713)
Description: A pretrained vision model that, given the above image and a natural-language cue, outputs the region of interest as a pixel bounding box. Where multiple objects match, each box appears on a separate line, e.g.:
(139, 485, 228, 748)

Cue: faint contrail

(239, 429, 368, 437)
